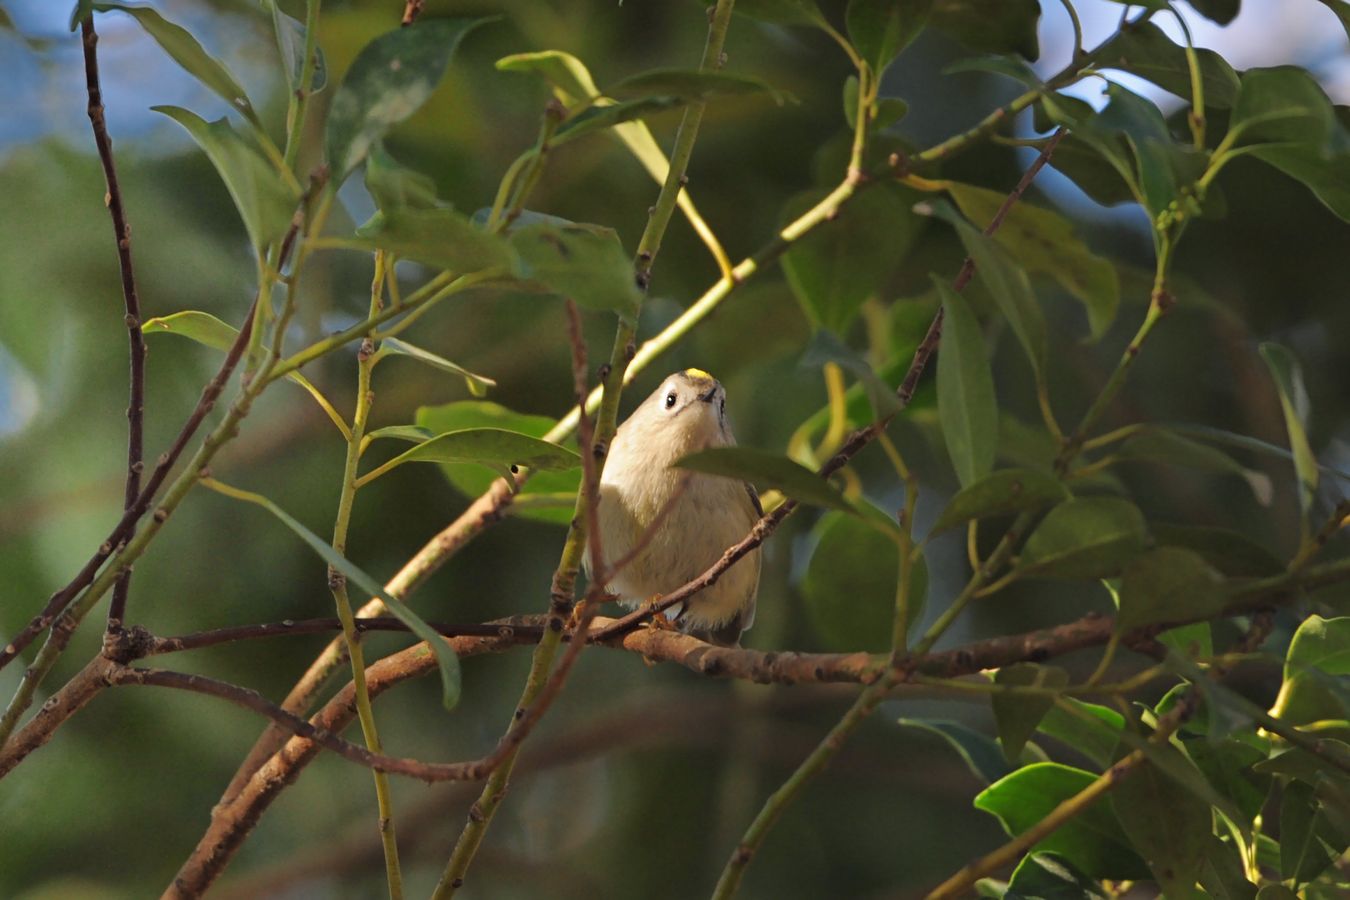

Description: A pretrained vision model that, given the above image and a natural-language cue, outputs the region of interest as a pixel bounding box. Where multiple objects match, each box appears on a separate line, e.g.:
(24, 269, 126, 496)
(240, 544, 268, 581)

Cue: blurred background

(0, 0, 1347, 897)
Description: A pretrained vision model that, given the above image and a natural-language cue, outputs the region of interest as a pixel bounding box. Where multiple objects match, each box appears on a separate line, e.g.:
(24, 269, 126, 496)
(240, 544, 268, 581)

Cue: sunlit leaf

(507, 220, 642, 318)
(975, 763, 1149, 879)
(95, 3, 260, 127)
(496, 50, 598, 103)
(1006, 853, 1110, 899)
(1270, 616, 1350, 726)
(326, 18, 491, 183)
(416, 401, 579, 525)
(935, 283, 998, 489)
(202, 479, 461, 710)
(676, 447, 853, 512)
(153, 106, 298, 249)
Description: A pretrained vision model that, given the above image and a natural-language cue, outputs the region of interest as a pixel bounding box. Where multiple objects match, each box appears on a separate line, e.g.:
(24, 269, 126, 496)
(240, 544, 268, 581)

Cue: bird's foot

(642, 595, 678, 632)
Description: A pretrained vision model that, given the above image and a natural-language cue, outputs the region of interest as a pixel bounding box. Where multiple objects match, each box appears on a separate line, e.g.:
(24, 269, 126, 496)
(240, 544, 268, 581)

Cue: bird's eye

(664, 392, 677, 409)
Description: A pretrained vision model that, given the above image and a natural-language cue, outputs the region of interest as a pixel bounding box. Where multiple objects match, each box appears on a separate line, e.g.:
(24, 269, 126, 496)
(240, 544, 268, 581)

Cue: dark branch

(80, 17, 147, 630)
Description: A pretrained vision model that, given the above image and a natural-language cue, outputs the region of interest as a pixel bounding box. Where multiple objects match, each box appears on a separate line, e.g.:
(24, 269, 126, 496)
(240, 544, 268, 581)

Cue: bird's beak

(698, 385, 719, 403)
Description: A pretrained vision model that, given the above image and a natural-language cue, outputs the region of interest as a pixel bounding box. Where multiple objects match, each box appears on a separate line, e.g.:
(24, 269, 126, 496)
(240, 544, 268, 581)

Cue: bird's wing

(740, 481, 762, 633)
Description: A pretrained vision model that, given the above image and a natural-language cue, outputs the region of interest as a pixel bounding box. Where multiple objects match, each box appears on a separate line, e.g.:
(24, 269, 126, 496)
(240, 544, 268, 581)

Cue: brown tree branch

(79, 16, 146, 630)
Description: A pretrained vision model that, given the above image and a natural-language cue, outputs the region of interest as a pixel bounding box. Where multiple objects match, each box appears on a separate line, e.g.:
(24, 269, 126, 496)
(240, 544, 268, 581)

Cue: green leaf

(416, 401, 579, 525)
(1151, 523, 1284, 578)
(1111, 742, 1213, 897)
(975, 762, 1149, 879)
(898, 718, 1011, 786)
(265, 0, 326, 95)
(604, 68, 789, 105)
(352, 206, 512, 273)
(1006, 853, 1110, 899)
(1115, 426, 1273, 503)
(1018, 497, 1147, 580)
(935, 282, 997, 489)
(799, 330, 902, 419)
(993, 664, 1069, 764)
(94, 4, 259, 127)
(1169, 423, 1350, 484)
(1116, 547, 1225, 632)
(365, 425, 435, 445)
(1271, 616, 1350, 726)
(931, 468, 1069, 533)
(553, 96, 689, 143)
(1095, 82, 1193, 216)
(942, 54, 1042, 87)
(1255, 885, 1298, 900)
(1186, 738, 1271, 824)
(676, 447, 853, 512)
(1184, 0, 1239, 25)
(1280, 780, 1333, 883)
(378, 338, 494, 397)
(943, 182, 1119, 340)
(1252, 741, 1350, 781)
(1258, 342, 1319, 517)
(203, 480, 461, 710)
(1231, 67, 1345, 152)
(153, 106, 299, 250)
(926, 199, 1047, 375)
(507, 220, 642, 318)
(364, 143, 439, 213)
(143, 310, 342, 434)
(1095, 21, 1240, 108)
(930, 0, 1041, 61)
(1243, 143, 1350, 222)
(781, 183, 923, 332)
(803, 511, 928, 651)
(1038, 699, 1125, 768)
(361, 428, 579, 486)
(1318, 0, 1350, 42)
(69, 0, 95, 30)
(1159, 623, 1214, 660)
(496, 50, 597, 104)
(845, 0, 933, 75)
(326, 18, 491, 183)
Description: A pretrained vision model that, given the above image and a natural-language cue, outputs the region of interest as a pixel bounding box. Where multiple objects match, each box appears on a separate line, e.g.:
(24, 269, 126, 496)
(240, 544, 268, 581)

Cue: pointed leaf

(1095, 21, 1239, 108)
(1271, 616, 1350, 726)
(936, 282, 998, 488)
(153, 106, 298, 249)
(804, 511, 927, 651)
(266, 0, 326, 94)
(604, 68, 789, 105)
(1117, 547, 1226, 631)
(416, 401, 580, 525)
(1280, 780, 1333, 882)
(845, 0, 933, 75)
(993, 664, 1070, 763)
(1116, 426, 1272, 503)
(782, 183, 923, 332)
(353, 206, 512, 273)
(364, 428, 579, 485)
(326, 18, 492, 183)
(1184, 0, 1239, 25)
(553, 95, 688, 143)
(496, 50, 598, 104)
(1231, 67, 1345, 152)
(1259, 342, 1319, 516)
(365, 425, 435, 444)
(898, 718, 1011, 786)
(1111, 741, 1213, 897)
(930, 0, 1041, 61)
(508, 220, 642, 317)
(1006, 853, 1110, 899)
(932, 468, 1069, 533)
(1019, 497, 1147, 580)
(379, 337, 495, 397)
(1038, 699, 1125, 768)
(364, 143, 439, 213)
(975, 762, 1149, 878)
(927, 199, 1047, 374)
(676, 447, 853, 512)
(203, 480, 461, 710)
(1244, 143, 1350, 221)
(95, 4, 259, 127)
(943, 182, 1119, 341)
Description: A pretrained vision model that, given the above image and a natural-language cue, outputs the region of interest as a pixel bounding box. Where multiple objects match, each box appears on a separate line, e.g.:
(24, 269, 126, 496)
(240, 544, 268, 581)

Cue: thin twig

(79, 16, 146, 630)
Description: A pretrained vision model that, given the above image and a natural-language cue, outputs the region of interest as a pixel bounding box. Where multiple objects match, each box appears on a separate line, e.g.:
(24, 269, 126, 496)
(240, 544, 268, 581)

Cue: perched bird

(586, 369, 762, 647)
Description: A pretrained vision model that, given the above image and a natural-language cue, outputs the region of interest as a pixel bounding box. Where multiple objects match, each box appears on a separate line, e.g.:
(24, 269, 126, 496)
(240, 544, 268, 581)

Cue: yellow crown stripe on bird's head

(683, 367, 715, 382)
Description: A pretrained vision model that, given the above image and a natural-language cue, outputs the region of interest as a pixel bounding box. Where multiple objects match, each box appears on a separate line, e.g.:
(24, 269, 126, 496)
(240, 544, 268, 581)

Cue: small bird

(586, 369, 762, 647)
